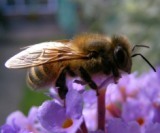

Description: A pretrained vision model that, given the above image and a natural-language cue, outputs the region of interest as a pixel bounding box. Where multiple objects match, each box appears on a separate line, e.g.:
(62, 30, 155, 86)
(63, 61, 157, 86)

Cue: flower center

(136, 117, 145, 126)
(62, 118, 73, 128)
(106, 103, 121, 117)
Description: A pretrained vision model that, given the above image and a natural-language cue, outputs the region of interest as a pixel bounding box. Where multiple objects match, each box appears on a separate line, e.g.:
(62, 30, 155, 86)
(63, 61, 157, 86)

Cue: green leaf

(19, 85, 49, 115)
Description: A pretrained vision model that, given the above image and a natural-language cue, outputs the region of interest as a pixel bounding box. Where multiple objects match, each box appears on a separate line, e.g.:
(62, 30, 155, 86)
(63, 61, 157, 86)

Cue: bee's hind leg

(55, 67, 68, 99)
(79, 67, 99, 95)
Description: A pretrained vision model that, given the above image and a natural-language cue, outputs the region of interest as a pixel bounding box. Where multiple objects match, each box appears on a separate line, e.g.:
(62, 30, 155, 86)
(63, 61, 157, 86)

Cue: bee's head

(112, 35, 156, 73)
(112, 35, 132, 74)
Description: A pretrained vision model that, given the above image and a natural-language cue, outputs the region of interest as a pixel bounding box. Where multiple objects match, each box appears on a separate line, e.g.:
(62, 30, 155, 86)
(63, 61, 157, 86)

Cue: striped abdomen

(27, 64, 59, 89)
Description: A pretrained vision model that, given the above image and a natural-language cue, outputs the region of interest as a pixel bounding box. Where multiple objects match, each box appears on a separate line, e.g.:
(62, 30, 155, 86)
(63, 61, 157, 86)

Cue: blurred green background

(0, 0, 159, 125)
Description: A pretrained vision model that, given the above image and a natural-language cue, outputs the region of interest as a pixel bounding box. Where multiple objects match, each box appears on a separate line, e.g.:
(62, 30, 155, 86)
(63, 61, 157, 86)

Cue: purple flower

(82, 90, 98, 131)
(105, 68, 160, 132)
(38, 89, 83, 133)
(0, 124, 17, 133)
(121, 98, 153, 126)
(0, 107, 48, 133)
(145, 122, 160, 133)
(106, 118, 141, 133)
(2, 67, 160, 133)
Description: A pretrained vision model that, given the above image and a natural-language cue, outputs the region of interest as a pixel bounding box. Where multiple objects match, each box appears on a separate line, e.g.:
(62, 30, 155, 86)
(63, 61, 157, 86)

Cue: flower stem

(98, 88, 106, 131)
(77, 121, 88, 133)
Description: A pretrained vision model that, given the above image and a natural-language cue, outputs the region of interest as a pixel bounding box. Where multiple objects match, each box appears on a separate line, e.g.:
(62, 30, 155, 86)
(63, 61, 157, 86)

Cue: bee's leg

(111, 65, 120, 83)
(79, 67, 99, 95)
(55, 67, 68, 99)
(66, 67, 76, 77)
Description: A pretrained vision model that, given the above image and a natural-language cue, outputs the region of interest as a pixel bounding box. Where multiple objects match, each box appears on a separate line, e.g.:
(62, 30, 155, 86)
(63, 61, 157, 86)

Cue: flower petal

(66, 89, 83, 119)
(0, 124, 16, 133)
(38, 100, 66, 132)
(106, 118, 140, 133)
(145, 122, 160, 133)
(6, 111, 28, 130)
(83, 90, 98, 131)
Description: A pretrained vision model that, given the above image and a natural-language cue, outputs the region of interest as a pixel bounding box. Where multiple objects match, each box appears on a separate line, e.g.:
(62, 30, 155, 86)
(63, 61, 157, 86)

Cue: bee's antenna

(132, 45, 150, 52)
(131, 53, 156, 72)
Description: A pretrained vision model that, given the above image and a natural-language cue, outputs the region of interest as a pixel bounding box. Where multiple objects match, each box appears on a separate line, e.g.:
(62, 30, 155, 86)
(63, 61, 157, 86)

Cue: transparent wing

(5, 41, 87, 69)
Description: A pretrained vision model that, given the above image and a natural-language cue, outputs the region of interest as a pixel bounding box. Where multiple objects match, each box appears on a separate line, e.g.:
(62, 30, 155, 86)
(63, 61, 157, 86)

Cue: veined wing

(5, 41, 87, 69)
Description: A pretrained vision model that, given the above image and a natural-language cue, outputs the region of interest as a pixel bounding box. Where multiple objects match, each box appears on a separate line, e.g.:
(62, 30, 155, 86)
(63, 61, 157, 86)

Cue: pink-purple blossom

(1, 67, 160, 133)
(38, 89, 84, 133)
(0, 107, 48, 133)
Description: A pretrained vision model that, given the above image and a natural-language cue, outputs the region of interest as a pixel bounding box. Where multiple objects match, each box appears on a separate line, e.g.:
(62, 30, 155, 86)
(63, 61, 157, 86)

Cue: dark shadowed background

(0, 0, 160, 125)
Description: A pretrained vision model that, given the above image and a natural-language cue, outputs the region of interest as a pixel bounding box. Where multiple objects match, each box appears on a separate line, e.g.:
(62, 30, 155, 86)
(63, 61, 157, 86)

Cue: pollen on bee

(62, 118, 73, 128)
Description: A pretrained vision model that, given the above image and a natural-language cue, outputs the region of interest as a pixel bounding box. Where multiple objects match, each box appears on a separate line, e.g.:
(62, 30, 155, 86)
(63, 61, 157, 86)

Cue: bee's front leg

(79, 67, 99, 95)
(111, 64, 121, 83)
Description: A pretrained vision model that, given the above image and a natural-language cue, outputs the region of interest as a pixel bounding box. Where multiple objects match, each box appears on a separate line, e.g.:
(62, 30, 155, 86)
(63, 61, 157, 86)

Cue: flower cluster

(105, 68, 160, 133)
(1, 68, 160, 133)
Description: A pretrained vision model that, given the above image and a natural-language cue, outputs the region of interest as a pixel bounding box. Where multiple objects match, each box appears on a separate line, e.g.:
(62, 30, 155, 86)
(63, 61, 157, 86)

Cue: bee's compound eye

(114, 46, 127, 68)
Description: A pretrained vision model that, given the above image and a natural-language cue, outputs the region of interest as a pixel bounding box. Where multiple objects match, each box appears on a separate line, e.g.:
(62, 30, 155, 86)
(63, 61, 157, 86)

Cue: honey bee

(5, 33, 156, 99)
